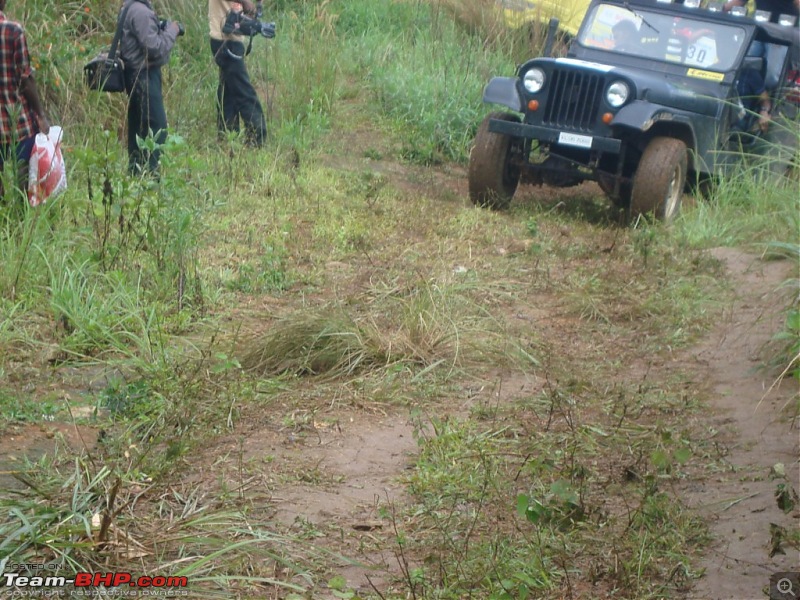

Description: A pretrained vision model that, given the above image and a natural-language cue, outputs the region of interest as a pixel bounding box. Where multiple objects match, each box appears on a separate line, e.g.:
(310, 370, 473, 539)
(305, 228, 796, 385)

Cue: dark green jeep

(468, 0, 799, 221)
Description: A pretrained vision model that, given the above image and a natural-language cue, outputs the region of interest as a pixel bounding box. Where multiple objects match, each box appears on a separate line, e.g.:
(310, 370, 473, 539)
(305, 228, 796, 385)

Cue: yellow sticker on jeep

(686, 68, 724, 82)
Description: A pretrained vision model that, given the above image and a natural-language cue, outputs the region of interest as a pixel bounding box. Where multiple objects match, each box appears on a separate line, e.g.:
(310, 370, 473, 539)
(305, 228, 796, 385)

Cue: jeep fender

(611, 101, 698, 160)
(612, 101, 692, 136)
(482, 77, 523, 113)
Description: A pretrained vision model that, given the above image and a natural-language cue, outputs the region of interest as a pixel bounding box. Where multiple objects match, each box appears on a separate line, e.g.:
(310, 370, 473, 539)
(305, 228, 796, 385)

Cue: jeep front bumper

(488, 118, 622, 155)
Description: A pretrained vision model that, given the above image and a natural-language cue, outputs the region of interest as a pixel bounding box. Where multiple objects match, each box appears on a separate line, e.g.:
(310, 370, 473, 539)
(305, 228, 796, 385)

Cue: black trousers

(210, 38, 266, 146)
(124, 66, 168, 174)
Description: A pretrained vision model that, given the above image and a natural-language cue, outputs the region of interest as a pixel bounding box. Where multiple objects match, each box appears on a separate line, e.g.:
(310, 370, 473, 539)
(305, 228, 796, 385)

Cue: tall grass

(765, 241, 800, 384)
(345, 0, 515, 164)
(677, 110, 799, 248)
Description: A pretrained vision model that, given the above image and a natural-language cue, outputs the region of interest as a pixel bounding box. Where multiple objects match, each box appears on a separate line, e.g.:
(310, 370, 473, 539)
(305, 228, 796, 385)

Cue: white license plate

(558, 132, 593, 149)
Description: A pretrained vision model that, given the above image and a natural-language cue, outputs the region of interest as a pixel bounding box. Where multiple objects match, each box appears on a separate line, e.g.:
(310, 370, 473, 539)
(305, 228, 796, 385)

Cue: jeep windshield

(577, 3, 747, 72)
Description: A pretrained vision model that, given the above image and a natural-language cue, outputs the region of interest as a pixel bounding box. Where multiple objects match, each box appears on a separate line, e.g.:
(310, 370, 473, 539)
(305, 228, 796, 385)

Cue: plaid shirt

(0, 12, 36, 146)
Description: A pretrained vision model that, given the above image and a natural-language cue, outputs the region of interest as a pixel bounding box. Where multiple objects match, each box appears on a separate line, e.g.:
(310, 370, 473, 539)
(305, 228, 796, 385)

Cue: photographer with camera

(209, 0, 274, 147)
(119, 0, 182, 175)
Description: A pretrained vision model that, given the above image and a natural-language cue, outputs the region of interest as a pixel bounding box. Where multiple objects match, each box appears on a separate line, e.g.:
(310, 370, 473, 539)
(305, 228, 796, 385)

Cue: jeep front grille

(542, 70, 604, 131)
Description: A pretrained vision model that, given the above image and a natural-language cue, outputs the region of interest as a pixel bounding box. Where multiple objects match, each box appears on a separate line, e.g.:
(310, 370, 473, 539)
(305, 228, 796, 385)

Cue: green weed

(766, 241, 800, 384)
(0, 390, 58, 428)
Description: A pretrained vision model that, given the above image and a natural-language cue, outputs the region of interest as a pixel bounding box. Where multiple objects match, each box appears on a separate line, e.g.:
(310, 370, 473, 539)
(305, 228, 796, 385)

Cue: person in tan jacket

(209, 0, 266, 146)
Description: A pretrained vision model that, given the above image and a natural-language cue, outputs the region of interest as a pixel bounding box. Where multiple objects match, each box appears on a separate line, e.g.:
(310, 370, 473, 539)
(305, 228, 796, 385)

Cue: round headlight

(523, 68, 546, 94)
(606, 81, 630, 108)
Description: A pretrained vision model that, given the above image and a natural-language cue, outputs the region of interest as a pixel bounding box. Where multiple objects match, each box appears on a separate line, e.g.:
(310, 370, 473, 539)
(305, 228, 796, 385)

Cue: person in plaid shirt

(0, 0, 49, 191)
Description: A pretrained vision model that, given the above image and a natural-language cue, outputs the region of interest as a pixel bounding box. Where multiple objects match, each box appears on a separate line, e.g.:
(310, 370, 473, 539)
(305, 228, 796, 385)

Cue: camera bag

(84, 4, 131, 93)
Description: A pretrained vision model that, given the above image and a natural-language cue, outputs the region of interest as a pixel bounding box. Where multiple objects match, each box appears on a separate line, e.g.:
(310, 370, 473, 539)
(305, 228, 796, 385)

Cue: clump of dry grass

(237, 307, 463, 379)
(238, 283, 525, 380)
(427, 0, 558, 60)
(239, 309, 389, 378)
(430, 0, 508, 43)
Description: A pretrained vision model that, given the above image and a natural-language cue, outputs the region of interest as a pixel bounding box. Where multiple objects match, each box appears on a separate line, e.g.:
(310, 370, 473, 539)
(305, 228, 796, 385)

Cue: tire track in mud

(685, 248, 798, 600)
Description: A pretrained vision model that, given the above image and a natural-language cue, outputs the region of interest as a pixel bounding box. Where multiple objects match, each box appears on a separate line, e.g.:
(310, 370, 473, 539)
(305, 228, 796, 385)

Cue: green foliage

(268, 6, 340, 144)
(0, 202, 54, 300)
(222, 245, 293, 293)
(47, 259, 153, 357)
(676, 157, 800, 248)
(404, 367, 707, 599)
(407, 416, 558, 598)
(335, 1, 513, 164)
(101, 379, 160, 419)
(333, 0, 426, 36)
(368, 29, 492, 164)
(778, 307, 800, 380)
(0, 390, 58, 428)
(517, 479, 584, 526)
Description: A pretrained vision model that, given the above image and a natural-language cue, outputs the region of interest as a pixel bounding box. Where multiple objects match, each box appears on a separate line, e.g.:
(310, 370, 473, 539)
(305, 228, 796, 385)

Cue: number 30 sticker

(685, 36, 717, 67)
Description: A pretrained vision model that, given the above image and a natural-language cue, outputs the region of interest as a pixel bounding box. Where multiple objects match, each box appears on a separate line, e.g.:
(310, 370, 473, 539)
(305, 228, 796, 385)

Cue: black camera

(221, 10, 276, 38)
(159, 19, 185, 36)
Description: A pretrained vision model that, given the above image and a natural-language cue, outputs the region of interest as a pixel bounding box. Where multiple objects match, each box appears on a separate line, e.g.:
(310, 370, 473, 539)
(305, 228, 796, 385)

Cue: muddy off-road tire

(469, 112, 523, 210)
(631, 137, 687, 222)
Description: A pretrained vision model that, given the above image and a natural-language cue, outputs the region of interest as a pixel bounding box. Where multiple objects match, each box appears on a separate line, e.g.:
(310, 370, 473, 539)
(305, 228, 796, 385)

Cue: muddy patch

(0, 422, 98, 491)
(257, 413, 417, 527)
(203, 410, 419, 596)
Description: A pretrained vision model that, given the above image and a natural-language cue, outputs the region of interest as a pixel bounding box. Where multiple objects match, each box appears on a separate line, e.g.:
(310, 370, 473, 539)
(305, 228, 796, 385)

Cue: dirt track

(686, 248, 798, 600)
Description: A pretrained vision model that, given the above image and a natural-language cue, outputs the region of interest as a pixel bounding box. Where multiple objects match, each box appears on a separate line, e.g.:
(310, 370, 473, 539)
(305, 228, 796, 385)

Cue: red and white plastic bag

(28, 125, 67, 207)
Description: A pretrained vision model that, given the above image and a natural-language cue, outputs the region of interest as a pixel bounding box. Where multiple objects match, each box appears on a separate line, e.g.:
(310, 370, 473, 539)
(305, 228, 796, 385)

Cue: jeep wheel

(469, 112, 523, 210)
(631, 137, 687, 222)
